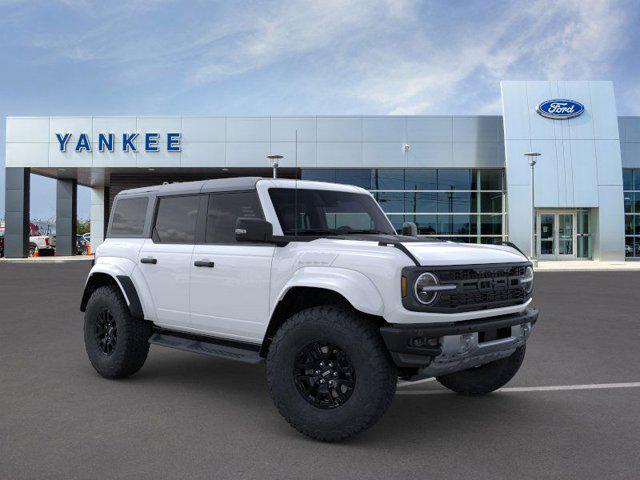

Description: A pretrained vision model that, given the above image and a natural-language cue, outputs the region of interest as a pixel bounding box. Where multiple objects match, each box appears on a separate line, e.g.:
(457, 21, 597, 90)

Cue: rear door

(138, 194, 200, 329)
(189, 191, 274, 342)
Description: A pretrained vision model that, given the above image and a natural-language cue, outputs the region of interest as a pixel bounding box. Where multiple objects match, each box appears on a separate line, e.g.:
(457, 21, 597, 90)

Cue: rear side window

(205, 192, 263, 244)
(110, 197, 148, 237)
(153, 195, 200, 244)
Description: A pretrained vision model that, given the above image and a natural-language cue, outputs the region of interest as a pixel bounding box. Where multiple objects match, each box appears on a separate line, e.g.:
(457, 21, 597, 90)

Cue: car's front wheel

(84, 285, 152, 379)
(436, 345, 526, 395)
(266, 305, 397, 442)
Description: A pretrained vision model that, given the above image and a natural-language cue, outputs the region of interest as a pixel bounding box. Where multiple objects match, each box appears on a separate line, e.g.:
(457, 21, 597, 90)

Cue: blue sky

(1, 0, 639, 220)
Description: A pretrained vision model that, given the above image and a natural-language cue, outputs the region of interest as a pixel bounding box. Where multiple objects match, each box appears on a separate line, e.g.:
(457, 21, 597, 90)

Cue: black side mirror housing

(402, 221, 418, 236)
(235, 218, 274, 243)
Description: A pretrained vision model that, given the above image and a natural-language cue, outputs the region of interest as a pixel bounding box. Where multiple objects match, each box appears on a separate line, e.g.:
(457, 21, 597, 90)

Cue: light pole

(525, 152, 541, 265)
(267, 155, 283, 179)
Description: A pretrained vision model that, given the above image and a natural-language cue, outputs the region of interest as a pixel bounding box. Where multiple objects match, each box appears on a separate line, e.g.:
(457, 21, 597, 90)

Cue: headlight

(522, 266, 534, 294)
(414, 272, 440, 305)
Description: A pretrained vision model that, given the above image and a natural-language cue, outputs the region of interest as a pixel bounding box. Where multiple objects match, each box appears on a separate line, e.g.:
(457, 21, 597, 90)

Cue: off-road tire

(436, 345, 526, 396)
(84, 285, 151, 379)
(266, 305, 397, 442)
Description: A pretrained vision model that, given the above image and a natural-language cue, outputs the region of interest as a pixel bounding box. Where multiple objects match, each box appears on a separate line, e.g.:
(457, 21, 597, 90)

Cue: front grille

(402, 263, 531, 313)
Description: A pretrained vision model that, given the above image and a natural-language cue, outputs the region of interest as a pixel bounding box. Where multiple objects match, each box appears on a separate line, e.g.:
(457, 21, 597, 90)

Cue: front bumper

(380, 308, 538, 378)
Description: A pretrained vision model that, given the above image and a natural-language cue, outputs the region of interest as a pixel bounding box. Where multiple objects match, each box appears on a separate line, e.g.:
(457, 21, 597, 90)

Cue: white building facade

(4, 80, 639, 260)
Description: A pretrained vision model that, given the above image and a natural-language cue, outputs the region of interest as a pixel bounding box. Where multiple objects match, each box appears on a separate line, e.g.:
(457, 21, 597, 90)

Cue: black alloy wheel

(95, 308, 118, 355)
(293, 342, 356, 409)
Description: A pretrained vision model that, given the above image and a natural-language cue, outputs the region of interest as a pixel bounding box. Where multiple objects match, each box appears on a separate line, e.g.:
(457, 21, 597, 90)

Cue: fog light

(408, 337, 439, 348)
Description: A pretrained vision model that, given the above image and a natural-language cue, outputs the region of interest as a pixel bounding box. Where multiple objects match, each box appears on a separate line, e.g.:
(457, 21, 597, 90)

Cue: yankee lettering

(55, 132, 181, 153)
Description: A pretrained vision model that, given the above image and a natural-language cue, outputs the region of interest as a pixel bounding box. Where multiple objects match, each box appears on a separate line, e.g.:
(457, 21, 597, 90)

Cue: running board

(149, 330, 264, 364)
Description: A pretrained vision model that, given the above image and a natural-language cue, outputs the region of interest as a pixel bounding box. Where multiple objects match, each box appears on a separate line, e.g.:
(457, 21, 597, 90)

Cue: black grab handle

(194, 260, 215, 268)
(140, 257, 157, 264)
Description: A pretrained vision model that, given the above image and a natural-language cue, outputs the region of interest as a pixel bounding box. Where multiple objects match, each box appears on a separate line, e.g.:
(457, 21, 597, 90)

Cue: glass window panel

(110, 197, 148, 237)
(634, 193, 640, 213)
(626, 215, 634, 235)
(449, 237, 472, 243)
(635, 217, 640, 235)
(480, 214, 502, 235)
(405, 170, 437, 190)
(375, 192, 404, 213)
(436, 192, 473, 213)
(154, 195, 200, 244)
(410, 215, 438, 235)
(623, 169, 634, 190)
(480, 192, 503, 213)
(404, 192, 438, 213)
(624, 192, 634, 213)
(438, 214, 476, 235)
(481, 237, 502, 245)
(386, 214, 405, 233)
(301, 169, 336, 183)
(635, 170, 640, 190)
(480, 170, 503, 190)
(205, 192, 263, 244)
(625, 236, 635, 257)
(371, 169, 404, 190)
(335, 169, 372, 189)
(437, 169, 472, 190)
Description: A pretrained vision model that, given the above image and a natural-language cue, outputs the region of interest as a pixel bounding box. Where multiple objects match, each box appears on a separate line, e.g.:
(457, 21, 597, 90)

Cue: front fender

(276, 267, 384, 316)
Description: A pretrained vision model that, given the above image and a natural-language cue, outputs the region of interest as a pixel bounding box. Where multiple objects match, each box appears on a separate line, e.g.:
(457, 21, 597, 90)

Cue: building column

(55, 179, 77, 256)
(90, 187, 105, 250)
(4, 168, 30, 258)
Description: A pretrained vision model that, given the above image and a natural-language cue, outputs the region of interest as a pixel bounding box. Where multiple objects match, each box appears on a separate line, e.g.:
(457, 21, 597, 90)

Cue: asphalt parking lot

(1, 263, 640, 479)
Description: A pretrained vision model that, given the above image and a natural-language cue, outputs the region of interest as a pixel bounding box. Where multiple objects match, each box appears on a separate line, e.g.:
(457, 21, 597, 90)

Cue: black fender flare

(80, 273, 145, 319)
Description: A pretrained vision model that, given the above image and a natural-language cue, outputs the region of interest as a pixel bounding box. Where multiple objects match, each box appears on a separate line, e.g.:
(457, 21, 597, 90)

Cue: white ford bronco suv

(81, 177, 538, 441)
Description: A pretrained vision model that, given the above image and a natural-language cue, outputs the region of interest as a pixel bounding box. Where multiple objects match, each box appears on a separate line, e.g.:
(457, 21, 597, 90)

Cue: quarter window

(205, 192, 263, 244)
(153, 195, 200, 244)
(110, 197, 148, 237)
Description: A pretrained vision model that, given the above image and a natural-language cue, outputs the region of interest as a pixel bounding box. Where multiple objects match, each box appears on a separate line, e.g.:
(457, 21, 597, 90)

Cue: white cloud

(11, 0, 634, 114)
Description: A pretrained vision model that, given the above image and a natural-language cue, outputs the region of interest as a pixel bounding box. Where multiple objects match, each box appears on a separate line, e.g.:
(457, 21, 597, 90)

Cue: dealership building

(4, 80, 640, 260)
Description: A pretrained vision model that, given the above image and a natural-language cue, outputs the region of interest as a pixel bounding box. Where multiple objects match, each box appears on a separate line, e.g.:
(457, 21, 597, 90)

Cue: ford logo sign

(536, 99, 584, 120)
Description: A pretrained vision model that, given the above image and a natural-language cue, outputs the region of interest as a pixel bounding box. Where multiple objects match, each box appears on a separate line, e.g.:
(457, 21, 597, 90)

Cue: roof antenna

(294, 129, 299, 237)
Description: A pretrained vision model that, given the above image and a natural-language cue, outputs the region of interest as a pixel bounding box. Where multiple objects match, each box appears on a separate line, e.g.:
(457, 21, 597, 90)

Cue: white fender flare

(276, 266, 384, 316)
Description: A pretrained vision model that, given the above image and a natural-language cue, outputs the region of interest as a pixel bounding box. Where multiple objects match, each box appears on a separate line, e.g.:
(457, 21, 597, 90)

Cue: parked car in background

(29, 223, 55, 256)
(0, 225, 4, 257)
(76, 235, 88, 255)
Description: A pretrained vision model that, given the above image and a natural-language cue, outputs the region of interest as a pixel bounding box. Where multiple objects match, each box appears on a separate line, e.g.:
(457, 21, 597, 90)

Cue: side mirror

(402, 221, 418, 236)
(235, 218, 274, 243)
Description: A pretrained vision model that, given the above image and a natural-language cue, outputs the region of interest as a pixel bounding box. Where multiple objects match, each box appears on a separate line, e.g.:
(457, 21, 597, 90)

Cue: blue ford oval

(536, 99, 584, 119)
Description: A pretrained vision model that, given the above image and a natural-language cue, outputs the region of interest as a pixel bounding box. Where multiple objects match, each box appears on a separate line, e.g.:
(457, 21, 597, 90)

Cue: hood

(402, 241, 528, 266)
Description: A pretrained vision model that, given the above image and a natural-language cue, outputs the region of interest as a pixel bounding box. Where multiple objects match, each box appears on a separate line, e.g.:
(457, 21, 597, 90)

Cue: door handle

(194, 260, 215, 268)
(140, 257, 157, 264)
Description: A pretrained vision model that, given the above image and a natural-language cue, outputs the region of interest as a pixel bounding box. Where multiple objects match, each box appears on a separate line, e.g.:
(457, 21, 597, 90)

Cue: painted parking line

(396, 381, 640, 395)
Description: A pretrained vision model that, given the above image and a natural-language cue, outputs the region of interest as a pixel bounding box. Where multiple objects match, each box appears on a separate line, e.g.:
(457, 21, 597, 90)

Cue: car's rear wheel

(266, 305, 397, 442)
(84, 285, 151, 379)
(436, 345, 526, 396)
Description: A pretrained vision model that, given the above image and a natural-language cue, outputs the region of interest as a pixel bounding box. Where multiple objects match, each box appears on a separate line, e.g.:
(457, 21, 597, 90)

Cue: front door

(189, 191, 274, 343)
(537, 211, 577, 260)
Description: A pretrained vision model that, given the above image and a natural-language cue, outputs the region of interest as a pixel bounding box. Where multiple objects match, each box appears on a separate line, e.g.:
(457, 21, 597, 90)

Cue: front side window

(153, 195, 200, 244)
(110, 197, 148, 237)
(269, 188, 395, 236)
(205, 191, 263, 244)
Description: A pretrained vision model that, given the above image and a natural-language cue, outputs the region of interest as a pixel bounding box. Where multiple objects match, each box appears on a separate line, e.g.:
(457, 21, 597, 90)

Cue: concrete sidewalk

(534, 260, 640, 271)
(0, 255, 93, 264)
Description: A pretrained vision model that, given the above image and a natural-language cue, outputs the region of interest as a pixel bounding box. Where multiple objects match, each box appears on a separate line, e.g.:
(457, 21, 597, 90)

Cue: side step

(149, 330, 264, 364)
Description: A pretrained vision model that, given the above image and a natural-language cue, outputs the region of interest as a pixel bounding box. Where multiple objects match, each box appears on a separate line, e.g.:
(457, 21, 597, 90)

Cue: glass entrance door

(537, 211, 577, 260)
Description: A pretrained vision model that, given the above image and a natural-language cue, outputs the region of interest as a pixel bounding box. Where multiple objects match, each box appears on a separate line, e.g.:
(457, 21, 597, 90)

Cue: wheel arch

(80, 271, 144, 319)
(260, 285, 386, 357)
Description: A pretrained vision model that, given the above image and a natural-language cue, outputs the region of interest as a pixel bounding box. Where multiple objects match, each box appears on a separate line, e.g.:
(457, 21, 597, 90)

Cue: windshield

(269, 188, 396, 236)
